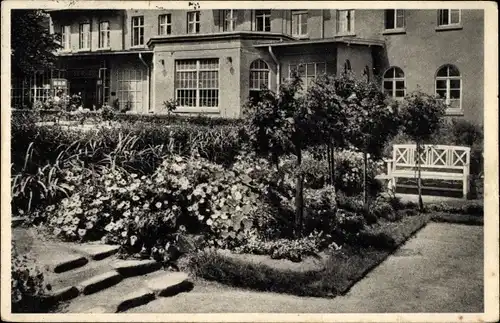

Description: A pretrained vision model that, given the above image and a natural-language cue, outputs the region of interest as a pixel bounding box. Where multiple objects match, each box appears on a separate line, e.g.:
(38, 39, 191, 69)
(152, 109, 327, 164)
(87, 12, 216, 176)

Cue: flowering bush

(11, 247, 49, 313)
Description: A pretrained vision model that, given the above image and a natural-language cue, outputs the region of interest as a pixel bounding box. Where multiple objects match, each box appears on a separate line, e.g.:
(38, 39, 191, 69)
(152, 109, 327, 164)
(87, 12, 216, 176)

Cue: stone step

(62, 270, 168, 313)
(144, 272, 192, 297)
(48, 253, 89, 274)
(61, 270, 192, 313)
(77, 270, 122, 295)
(112, 259, 162, 277)
(115, 288, 156, 312)
(71, 244, 121, 261)
(45, 255, 116, 292)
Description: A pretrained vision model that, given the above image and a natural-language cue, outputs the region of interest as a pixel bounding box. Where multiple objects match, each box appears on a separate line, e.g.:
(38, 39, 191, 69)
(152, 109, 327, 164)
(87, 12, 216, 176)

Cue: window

(435, 64, 461, 112)
(131, 16, 144, 46)
(99, 21, 110, 48)
(385, 9, 405, 30)
(175, 59, 219, 108)
(254, 10, 271, 32)
(337, 10, 355, 35)
(223, 9, 236, 32)
(117, 68, 145, 112)
(61, 25, 71, 51)
(187, 11, 200, 34)
(437, 9, 461, 26)
(249, 59, 270, 100)
(383, 67, 406, 99)
(291, 10, 308, 37)
(159, 14, 172, 35)
(288, 62, 326, 90)
(79, 23, 90, 50)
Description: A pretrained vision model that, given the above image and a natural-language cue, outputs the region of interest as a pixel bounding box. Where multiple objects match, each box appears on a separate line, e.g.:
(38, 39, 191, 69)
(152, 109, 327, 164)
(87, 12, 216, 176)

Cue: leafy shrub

(426, 201, 483, 216)
(369, 198, 399, 221)
(234, 233, 325, 262)
(11, 247, 49, 313)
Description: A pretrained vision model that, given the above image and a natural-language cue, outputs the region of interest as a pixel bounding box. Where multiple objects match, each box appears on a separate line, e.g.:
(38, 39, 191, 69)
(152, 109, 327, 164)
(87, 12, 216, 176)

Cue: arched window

(343, 59, 352, 74)
(383, 66, 405, 98)
(249, 59, 270, 101)
(436, 64, 461, 111)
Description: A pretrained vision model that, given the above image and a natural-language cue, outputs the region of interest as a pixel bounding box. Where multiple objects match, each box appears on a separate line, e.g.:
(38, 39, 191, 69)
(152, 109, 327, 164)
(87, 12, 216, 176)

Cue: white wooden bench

(376, 144, 471, 199)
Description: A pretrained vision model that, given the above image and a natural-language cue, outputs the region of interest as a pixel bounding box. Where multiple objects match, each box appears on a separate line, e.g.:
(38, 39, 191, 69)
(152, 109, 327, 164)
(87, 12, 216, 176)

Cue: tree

(305, 74, 353, 187)
(244, 74, 314, 238)
(345, 77, 401, 208)
(399, 91, 447, 211)
(11, 10, 61, 78)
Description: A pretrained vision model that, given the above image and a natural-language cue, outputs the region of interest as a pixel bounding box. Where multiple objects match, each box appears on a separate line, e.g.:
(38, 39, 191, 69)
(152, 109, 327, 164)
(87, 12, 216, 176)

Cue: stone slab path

(127, 223, 483, 313)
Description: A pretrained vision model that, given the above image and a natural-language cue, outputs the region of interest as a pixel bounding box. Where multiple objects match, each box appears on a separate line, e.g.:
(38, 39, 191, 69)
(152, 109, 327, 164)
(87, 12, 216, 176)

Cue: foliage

(243, 75, 312, 237)
(100, 104, 116, 121)
(11, 247, 49, 313)
(11, 10, 61, 77)
(399, 91, 447, 210)
(234, 232, 328, 262)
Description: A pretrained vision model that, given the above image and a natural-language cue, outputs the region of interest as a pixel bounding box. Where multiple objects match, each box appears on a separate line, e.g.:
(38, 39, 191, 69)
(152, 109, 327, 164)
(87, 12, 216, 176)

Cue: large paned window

(288, 62, 326, 90)
(117, 68, 144, 112)
(385, 9, 405, 30)
(131, 16, 145, 46)
(437, 9, 461, 26)
(61, 25, 71, 51)
(187, 11, 200, 34)
(99, 21, 110, 48)
(223, 10, 236, 32)
(436, 64, 462, 112)
(175, 59, 219, 108)
(254, 10, 271, 32)
(159, 14, 172, 35)
(79, 23, 91, 50)
(249, 59, 270, 100)
(383, 67, 405, 99)
(291, 10, 308, 37)
(337, 10, 355, 35)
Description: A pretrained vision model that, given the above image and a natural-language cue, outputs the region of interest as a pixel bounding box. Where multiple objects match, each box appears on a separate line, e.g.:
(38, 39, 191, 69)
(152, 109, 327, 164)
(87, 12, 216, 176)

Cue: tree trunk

(331, 142, 336, 187)
(295, 147, 304, 238)
(363, 149, 368, 209)
(326, 142, 332, 186)
(416, 142, 424, 211)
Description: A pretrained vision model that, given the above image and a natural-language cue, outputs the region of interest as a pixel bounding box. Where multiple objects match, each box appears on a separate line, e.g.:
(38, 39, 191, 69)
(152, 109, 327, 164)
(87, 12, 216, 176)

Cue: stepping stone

(83, 306, 110, 313)
(78, 270, 122, 295)
(144, 272, 192, 297)
(115, 288, 155, 312)
(11, 216, 26, 227)
(112, 259, 161, 277)
(48, 286, 79, 302)
(52, 254, 89, 273)
(72, 244, 120, 260)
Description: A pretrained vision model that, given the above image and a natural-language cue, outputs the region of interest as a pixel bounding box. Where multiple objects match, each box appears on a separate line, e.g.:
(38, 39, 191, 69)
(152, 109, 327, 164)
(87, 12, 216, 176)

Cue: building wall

(48, 9, 484, 124)
(153, 39, 242, 118)
(379, 9, 484, 124)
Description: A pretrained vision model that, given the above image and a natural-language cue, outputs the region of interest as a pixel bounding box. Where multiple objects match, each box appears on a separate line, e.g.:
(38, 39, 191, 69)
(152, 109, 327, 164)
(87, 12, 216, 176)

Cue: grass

(430, 212, 483, 226)
(189, 213, 431, 298)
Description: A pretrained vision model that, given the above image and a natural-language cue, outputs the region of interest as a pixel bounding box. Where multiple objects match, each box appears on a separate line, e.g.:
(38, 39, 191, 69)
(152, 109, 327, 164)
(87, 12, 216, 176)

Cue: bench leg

(463, 177, 468, 199)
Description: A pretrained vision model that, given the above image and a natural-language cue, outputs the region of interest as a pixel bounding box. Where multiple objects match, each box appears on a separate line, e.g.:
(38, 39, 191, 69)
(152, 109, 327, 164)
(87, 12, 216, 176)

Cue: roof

(253, 37, 385, 48)
(147, 31, 295, 46)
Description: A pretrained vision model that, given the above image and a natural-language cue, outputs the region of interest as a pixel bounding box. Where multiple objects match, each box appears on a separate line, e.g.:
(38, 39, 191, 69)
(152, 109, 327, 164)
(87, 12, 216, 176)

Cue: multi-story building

(13, 9, 484, 124)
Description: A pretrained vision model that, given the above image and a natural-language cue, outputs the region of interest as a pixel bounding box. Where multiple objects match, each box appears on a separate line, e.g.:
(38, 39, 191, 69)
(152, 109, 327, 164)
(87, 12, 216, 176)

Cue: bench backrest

(392, 144, 470, 173)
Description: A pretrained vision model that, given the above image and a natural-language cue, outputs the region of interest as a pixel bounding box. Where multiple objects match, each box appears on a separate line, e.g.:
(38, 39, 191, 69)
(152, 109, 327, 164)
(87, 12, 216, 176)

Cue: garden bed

(188, 213, 431, 298)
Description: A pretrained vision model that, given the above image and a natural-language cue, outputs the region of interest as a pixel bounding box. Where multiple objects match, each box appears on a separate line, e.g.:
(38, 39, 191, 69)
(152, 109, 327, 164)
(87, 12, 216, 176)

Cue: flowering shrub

(11, 247, 48, 313)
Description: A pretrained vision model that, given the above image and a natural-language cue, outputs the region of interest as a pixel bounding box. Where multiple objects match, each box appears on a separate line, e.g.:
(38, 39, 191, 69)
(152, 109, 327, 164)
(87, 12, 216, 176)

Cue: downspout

(320, 9, 324, 39)
(138, 53, 150, 114)
(268, 45, 280, 90)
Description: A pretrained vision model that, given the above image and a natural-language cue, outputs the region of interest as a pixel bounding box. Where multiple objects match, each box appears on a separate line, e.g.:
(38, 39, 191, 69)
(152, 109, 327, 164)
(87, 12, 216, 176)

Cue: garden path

(126, 223, 483, 313)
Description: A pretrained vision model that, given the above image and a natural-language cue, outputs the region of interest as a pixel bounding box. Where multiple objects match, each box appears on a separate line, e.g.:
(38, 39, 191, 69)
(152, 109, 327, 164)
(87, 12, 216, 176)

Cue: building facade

(14, 9, 484, 124)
